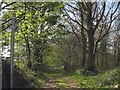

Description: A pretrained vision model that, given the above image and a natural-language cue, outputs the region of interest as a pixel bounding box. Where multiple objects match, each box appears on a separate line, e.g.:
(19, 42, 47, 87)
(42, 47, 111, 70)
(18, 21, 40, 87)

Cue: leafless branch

(64, 8, 88, 32)
(1, 2, 16, 10)
(94, 2, 106, 32)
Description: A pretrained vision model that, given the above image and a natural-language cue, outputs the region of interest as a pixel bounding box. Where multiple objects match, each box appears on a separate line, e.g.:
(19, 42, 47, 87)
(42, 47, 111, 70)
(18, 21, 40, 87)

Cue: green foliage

(2, 2, 66, 66)
(97, 69, 120, 87)
(24, 70, 45, 88)
(44, 44, 62, 66)
(58, 34, 82, 70)
(56, 83, 68, 88)
(45, 15, 59, 25)
(14, 60, 45, 88)
(2, 2, 120, 89)
(69, 69, 120, 88)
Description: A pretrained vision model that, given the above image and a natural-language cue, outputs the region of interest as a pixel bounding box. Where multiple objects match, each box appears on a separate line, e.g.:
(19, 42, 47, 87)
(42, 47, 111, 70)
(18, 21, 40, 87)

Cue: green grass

(14, 61, 46, 88)
(42, 67, 120, 88)
(25, 70, 46, 88)
(68, 68, 120, 88)
(14, 61, 120, 88)
(56, 83, 70, 88)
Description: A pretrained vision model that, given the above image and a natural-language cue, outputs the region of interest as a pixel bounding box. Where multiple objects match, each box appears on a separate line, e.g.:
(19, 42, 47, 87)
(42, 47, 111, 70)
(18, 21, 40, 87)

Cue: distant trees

(59, 34, 82, 71)
(113, 15, 120, 67)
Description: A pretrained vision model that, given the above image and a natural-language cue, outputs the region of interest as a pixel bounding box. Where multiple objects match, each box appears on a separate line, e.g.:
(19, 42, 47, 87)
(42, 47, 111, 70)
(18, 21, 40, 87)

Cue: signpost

(10, 13, 16, 88)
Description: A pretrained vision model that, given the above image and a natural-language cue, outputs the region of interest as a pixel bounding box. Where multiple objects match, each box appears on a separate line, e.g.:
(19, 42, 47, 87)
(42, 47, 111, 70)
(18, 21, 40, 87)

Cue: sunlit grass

(13, 60, 120, 88)
(68, 69, 120, 88)
(56, 83, 68, 88)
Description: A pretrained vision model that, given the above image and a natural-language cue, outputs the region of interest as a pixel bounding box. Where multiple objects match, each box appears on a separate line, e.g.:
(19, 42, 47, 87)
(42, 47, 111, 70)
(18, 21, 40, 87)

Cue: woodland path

(41, 69, 80, 88)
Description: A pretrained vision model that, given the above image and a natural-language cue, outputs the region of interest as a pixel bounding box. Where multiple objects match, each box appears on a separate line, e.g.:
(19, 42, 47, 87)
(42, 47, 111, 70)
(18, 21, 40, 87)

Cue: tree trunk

(80, 5, 87, 68)
(101, 53, 104, 69)
(86, 32, 96, 72)
(39, 52, 43, 64)
(81, 31, 86, 67)
(26, 36, 32, 69)
(117, 48, 120, 66)
(85, 2, 96, 72)
(105, 53, 108, 69)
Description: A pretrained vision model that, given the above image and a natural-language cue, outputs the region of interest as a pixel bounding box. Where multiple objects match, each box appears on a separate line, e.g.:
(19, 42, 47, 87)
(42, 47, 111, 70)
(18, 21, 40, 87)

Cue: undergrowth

(69, 68, 120, 88)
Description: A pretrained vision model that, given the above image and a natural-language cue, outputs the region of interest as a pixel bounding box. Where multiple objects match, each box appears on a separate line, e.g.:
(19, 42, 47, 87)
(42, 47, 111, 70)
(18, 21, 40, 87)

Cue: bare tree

(64, 1, 120, 72)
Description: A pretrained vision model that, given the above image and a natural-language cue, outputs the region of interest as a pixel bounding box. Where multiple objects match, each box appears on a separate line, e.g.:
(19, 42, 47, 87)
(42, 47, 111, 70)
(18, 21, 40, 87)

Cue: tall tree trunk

(39, 51, 43, 64)
(117, 47, 120, 66)
(81, 31, 86, 67)
(105, 53, 108, 69)
(20, 29, 32, 69)
(85, 2, 96, 72)
(26, 36, 32, 69)
(101, 53, 104, 69)
(80, 4, 87, 68)
(86, 32, 96, 72)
